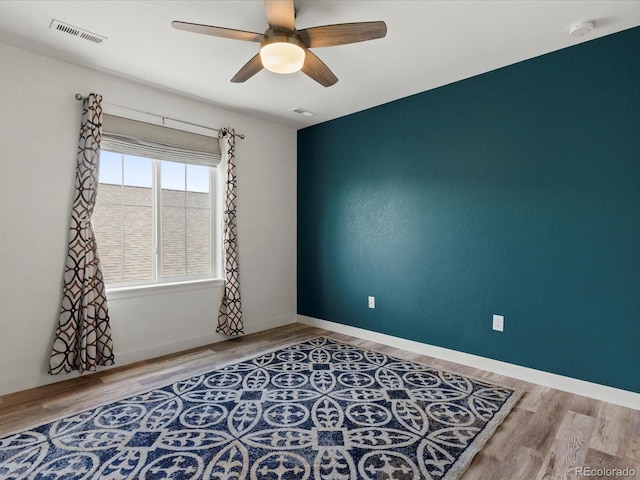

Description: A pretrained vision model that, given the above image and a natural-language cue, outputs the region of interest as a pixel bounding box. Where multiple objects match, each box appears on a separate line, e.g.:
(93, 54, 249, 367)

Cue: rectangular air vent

(50, 19, 107, 44)
(292, 107, 317, 117)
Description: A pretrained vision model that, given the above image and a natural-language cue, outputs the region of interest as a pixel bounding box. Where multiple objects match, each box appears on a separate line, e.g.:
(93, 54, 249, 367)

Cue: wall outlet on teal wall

(368, 296, 375, 309)
(493, 314, 504, 332)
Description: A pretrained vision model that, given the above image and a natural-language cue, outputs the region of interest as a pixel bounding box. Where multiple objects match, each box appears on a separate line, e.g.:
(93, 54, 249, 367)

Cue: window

(93, 114, 221, 288)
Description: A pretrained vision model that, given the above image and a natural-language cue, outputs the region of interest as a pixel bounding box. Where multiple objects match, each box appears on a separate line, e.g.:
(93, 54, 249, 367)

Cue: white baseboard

(0, 314, 297, 397)
(116, 313, 297, 366)
(297, 315, 640, 410)
(249, 313, 298, 333)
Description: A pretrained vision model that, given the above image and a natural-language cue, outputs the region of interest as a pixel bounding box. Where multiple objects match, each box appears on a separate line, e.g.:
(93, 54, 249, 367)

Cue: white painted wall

(0, 41, 297, 395)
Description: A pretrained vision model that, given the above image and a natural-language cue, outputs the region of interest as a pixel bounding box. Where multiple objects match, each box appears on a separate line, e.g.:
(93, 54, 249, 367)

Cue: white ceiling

(0, 1, 638, 129)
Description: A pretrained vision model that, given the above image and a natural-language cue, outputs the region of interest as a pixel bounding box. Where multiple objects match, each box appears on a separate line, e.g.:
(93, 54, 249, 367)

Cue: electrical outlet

(493, 314, 504, 332)
(368, 296, 375, 309)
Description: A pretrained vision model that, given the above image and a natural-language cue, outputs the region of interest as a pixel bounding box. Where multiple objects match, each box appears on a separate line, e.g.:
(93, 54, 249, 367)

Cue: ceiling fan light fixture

(260, 35, 306, 74)
(172, 0, 386, 86)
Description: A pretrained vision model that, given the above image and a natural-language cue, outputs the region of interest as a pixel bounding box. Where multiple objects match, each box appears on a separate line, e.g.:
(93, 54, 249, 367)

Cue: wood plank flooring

(1, 323, 638, 479)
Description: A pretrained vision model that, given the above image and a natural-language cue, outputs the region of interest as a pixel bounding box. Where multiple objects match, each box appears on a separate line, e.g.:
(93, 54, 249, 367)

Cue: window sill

(106, 278, 225, 300)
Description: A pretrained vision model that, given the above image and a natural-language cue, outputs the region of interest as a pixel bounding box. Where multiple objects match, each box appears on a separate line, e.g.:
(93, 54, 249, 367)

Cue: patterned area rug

(0, 337, 522, 479)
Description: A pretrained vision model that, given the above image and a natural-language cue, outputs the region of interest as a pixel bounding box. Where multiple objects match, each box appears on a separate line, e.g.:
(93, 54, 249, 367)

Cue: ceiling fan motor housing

(260, 31, 306, 74)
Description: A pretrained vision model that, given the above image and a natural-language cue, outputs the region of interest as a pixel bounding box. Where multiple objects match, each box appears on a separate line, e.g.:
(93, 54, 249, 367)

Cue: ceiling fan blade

(301, 49, 338, 87)
(172, 21, 263, 42)
(231, 53, 264, 83)
(264, 0, 295, 32)
(298, 21, 387, 48)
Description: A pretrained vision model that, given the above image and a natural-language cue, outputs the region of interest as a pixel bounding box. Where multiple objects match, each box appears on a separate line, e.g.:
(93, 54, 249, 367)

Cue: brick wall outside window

(94, 184, 210, 285)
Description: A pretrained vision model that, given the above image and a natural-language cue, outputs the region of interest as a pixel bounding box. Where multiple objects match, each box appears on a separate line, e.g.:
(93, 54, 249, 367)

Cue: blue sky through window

(99, 151, 209, 192)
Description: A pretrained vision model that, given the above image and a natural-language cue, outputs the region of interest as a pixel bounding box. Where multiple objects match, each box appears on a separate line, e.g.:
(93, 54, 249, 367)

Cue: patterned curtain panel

(217, 128, 244, 336)
(49, 93, 115, 374)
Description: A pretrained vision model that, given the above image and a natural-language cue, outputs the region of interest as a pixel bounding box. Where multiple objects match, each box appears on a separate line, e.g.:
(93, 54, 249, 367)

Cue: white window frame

(100, 152, 224, 300)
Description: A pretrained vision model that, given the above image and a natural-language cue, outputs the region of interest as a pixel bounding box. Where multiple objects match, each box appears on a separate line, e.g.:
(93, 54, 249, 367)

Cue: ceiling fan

(172, 0, 387, 87)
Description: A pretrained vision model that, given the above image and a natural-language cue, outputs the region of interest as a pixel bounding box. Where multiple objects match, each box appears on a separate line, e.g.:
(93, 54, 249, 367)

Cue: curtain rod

(75, 93, 245, 140)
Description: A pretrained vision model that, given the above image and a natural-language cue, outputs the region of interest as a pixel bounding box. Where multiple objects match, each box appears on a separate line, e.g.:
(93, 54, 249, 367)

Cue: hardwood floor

(1, 323, 638, 479)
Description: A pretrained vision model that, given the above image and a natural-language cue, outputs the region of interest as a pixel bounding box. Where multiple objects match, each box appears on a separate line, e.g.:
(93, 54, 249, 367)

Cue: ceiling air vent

(292, 107, 317, 117)
(49, 19, 107, 44)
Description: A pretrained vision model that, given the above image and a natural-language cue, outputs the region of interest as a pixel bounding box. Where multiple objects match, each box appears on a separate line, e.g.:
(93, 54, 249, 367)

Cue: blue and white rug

(0, 337, 522, 479)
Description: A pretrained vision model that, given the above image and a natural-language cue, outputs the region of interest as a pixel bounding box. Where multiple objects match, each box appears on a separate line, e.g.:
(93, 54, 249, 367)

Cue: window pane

(96, 182, 121, 207)
(161, 161, 185, 208)
(99, 151, 122, 186)
(161, 206, 186, 277)
(187, 207, 210, 274)
(124, 156, 153, 206)
(123, 205, 153, 282)
(186, 190, 210, 209)
(123, 155, 152, 187)
(161, 160, 185, 190)
(187, 164, 209, 193)
(96, 154, 154, 285)
(97, 153, 122, 208)
(185, 165, 211, 274)
(162, 189, 185, 208)
(93, 203, 123, 284)
(186, 166, 210, 208)
(124, 184, 153, 207)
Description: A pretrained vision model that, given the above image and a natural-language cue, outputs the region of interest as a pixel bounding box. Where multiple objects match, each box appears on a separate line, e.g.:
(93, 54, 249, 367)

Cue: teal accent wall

(297, 27, 640, 393)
